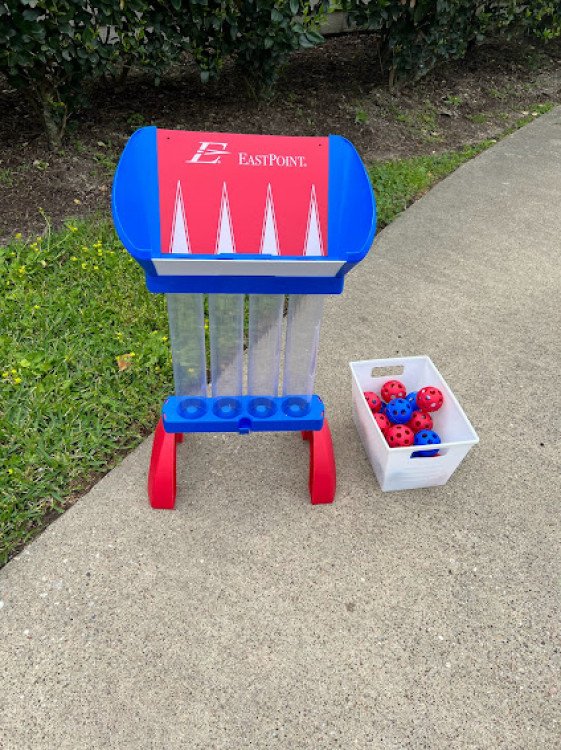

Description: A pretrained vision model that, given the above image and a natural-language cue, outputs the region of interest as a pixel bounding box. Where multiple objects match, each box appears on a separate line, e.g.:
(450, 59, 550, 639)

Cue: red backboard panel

(157, 131, 329, 256)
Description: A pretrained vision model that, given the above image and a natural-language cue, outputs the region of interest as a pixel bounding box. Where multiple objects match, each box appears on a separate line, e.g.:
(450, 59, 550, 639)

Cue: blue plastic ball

(405, 391, 418, 409)
(385, 397, 414, 425)
(379, 402, 387, 415)
(412, 429, 441, 457)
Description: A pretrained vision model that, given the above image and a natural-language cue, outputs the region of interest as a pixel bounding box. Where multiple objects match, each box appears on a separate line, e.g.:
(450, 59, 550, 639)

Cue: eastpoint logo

(186, 141, 308, 168)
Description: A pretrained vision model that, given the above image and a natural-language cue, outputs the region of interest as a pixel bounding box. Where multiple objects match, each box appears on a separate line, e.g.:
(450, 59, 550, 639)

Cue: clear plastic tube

(209, 293, 244, 397)
(166, 293, 207, 397)
(247, 294, 284, 396)
(282, 294, 324, 400)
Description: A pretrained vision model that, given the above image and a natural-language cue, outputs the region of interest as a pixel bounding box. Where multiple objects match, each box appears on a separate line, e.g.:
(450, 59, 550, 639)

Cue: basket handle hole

(371, 365, 404, 378)
(409, 448, 449, 459)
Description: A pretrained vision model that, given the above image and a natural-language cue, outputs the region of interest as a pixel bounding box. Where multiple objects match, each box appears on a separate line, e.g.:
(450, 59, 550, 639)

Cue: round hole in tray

(282, 396, 311, 418)
(178, 397, 207, 420)
(213, 397, 242, 419)
(248, 397, 277, 419)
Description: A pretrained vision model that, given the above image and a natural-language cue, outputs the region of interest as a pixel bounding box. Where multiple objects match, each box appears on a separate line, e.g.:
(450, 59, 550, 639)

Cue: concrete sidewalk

(2, 111, 561, 750)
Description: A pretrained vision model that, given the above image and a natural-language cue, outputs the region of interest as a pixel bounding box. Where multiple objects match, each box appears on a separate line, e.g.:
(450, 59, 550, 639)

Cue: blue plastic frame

(162, 394, 325, 434)
(112, 128, 376, 295)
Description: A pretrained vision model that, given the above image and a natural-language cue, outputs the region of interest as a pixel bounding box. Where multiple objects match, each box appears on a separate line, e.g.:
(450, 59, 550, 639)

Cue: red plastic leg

(302, 417, 336, 505)
(147, 418, 181, 509)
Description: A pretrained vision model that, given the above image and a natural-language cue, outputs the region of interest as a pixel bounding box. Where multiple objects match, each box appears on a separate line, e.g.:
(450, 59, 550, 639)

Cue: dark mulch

(1, 33, 560, 243)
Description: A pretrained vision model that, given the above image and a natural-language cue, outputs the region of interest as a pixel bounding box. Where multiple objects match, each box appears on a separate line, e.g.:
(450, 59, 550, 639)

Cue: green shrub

(0, 0, 327, 149)
(231, 0, 327, 96)
(522, 1, 561, 40)
(478, 1, 561, 40)
(343, 0, 561, 87)
(0, 1, 180, 148)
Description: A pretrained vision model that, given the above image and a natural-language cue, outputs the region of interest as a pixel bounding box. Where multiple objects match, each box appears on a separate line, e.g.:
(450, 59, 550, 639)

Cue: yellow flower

(30, 243, 38, 251)
(2, 372, 8, 378)
(15, 232, 22, 239)
(71, 256, 78, 261)
(14, 377, 22, 384)
(161, 336, 168, 342)
(97, 249, 103, 256)
(18, 265, 26, 274)
(11, 368, 17, 374)
(8, 468, 13, 475)
(34, 304, 41, 310)
(93, 265, 99, 270)
(69, 225, 78, 232)
(81, 262, 87, 269)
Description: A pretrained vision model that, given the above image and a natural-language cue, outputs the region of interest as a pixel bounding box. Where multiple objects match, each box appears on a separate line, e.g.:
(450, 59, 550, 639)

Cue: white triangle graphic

(216, 182, 235, 254)
(170, 181, 190, 253)
(260, 184, 279, 255)
(304, 184, 324, 256)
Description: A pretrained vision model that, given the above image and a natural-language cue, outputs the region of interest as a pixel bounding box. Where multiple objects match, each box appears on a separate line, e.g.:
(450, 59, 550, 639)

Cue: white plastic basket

(350, 356, 479, 492)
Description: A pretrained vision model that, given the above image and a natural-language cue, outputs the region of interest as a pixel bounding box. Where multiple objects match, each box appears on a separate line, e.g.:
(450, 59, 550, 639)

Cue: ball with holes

(416, 386, 444, 412)
(385, 424, 415, 448)
(405, 391, 418, 409)
(407, 410, 433, 433)
(412, 429, 441, 457)
(373, 412, 391, 434)
(385, 397, 414, 425)
(381, 379, 407, 402)
(363, 391, 382, 413)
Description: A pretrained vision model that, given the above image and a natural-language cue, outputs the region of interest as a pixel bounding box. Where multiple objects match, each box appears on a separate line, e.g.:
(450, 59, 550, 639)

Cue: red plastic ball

(416, 386, 444, 412)
(363, 391, 382, 413)
(407, 410, 433, 433)
(381, 379, 407, 402)
(385, 424, 415, 448)
(373, 412, 391, 434)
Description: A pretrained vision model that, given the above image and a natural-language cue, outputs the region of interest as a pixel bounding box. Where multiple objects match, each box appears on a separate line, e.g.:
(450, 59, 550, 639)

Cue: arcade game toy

(112, 128, 376, 508)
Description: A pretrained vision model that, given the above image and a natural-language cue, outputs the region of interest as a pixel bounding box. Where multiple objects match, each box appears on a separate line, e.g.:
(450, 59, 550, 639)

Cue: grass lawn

(1, 221, 173, 562)
(370, 105, 554, 226)
(370, 144, 492, 225)
(0, 113, 554, 564)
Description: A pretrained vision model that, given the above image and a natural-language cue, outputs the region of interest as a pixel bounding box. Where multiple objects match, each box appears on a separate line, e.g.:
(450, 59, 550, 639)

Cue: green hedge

(343, 0, 561, 87)
(0, 0, 327, 148)
(0, 1, 177, 147)
(230, 0, 326, 95)
(0, 1, 559, 148)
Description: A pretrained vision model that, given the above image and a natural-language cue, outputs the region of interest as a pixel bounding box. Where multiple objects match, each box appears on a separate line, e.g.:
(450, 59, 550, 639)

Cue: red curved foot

(302, 417, 336, 505)
(148, 418, 182, 509)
